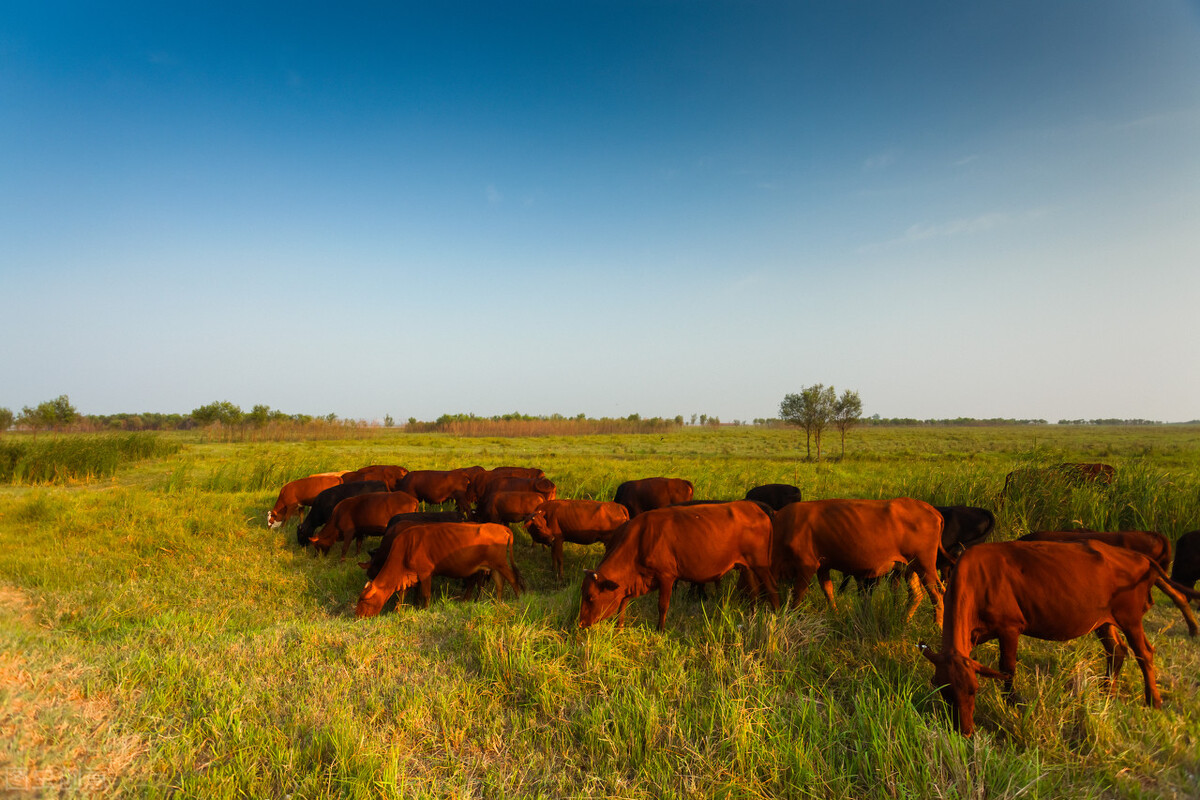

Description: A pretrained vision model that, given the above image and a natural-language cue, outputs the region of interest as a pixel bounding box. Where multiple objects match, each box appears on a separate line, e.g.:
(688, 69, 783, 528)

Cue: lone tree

(780, 384, 837, 461)
(833, 389, 863, 458)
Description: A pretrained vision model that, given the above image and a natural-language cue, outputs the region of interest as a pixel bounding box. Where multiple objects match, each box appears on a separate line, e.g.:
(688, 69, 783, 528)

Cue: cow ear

(918, 642, 945, 665)
(357, 561, 370, 570)
(970, 659, 1007, 680)
(583, 569, 597, 578)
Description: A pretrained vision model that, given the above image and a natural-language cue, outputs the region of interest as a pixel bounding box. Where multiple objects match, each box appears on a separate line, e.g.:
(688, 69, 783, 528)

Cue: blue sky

(3, 2, 1199, 422)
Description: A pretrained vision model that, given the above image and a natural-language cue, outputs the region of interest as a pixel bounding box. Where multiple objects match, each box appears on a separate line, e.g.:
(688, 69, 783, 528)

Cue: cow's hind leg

(1116, 620, 1162, 708)
(1096, 623, 1129, 693)
(904, 571, 927, 623)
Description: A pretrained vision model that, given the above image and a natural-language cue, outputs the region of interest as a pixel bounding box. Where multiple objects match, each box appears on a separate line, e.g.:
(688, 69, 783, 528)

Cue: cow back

(773, 498, 943, 578)
(600, 500, 772, 583)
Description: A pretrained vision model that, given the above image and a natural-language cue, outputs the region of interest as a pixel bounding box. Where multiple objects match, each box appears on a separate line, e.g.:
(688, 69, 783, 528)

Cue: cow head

(355, 575, 414, 618)
(356, 581, 388, 618)
(309, 533, 333, 556)
(525, 510, 551, 544)
(578, 569, 624, 628)
(919, 642, 1006, 736)
(267, 510, 282, 529)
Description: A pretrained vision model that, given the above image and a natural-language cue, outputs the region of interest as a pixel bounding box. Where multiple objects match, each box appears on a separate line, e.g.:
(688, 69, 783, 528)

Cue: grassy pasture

(2, 425, 1200, 798)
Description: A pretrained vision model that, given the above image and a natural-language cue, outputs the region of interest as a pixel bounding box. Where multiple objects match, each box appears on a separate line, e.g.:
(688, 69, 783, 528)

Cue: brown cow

(919, 540, 1200, 736)
(355, 522, 523, 616)
(525, 499, 630, 579)
(465, 467, 546, 506)
(395, 469, 474, 512)
(613, 477, 694, 517)
(267, 472, 346, 529)
(772, 498, 947, 626)
(578, 500, 779, 631)
(472, 477, 556, 518)
(475, 490, 548, 526)
(308, 490, 420, 557)
(1018, 530, 1195, 634)
(340, 465, 409, 490)
(361, 512, 469, 578)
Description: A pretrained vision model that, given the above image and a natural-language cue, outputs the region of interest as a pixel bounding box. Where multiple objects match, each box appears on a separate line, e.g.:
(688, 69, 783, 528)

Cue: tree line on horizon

(0, 395, 1189, 436)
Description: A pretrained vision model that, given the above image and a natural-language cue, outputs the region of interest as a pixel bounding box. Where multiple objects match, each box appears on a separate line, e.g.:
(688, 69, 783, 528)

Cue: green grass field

(2, 426, 1199, 798)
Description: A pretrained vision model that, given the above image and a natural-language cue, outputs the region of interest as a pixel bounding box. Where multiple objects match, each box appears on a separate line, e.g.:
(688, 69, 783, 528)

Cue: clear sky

(3, 1, 1199, 423)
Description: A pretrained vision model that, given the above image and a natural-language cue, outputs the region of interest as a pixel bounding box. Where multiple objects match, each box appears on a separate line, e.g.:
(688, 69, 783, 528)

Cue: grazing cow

(296, 480, 388, 545)
(1002, 463, 1116, 497)
(267, 473, 346, 529)
(340, 465, 409, 491)
(1170, 530, 1200, 590)
(355, 522, 523, 616)
(525, 499, 630, 579)
(473, 477, 556, 513)
(474, 490, 548, 526)
(307, 490, 420, 557)
(465, 467, 546, 506)
(363, 512, 469, 578)
(837, 504, 990, 593)
(578, 500, 779, 631)
(613, 477, 694, 517)
(744, 483, 803, 511)
(919, 540, 1200, 736)
(773, 498, 947, 625)
(395, 469, 474, 513)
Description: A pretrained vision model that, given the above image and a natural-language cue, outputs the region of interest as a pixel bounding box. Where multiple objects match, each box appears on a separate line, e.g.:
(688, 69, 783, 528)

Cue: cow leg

(616, 596, 631, 628)
(419, 577, 433, 609)
(753, 567, 781, 610)
(817, 568, 838, 612)
(904, 572, 926, 622)
(491, 568, 505, 601)
(918, 568, 945, 628)
(1095, 623, 1128, 692)
(1117, 621, 1162, 708)
(790, 565, 818, 610)
(552, 537, 565, 581)
(657, 578, 676, 631)
(997, 628, 1021, 704)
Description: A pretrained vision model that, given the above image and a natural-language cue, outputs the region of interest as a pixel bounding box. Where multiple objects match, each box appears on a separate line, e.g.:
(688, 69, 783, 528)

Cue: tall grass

(0, 433, 181, 485)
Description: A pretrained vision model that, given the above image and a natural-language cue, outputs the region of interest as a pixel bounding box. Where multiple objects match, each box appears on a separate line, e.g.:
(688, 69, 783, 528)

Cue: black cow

(296, 480, 388, 545)
(1171, 530, 1200, 590)
(744, 483, 802, 511)
(935, 505, 996, 567)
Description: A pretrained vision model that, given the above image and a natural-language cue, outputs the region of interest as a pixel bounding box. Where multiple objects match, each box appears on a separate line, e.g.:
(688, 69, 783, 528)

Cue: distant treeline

(406, 412, 685, 436)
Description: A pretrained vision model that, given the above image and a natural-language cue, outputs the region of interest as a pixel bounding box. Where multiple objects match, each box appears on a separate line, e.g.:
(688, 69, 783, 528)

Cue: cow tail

(1150, 562, 1200, 637)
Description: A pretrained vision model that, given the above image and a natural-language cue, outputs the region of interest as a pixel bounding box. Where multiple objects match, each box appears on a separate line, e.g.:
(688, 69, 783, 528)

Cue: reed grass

(0, 433, 181, 485)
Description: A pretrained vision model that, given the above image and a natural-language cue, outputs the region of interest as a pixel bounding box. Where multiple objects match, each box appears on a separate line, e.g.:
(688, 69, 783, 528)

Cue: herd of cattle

(266, 462, 1200, 736)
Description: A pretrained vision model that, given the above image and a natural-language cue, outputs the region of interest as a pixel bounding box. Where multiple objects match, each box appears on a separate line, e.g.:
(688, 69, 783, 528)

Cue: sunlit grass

(2, 426, 1199, 797)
